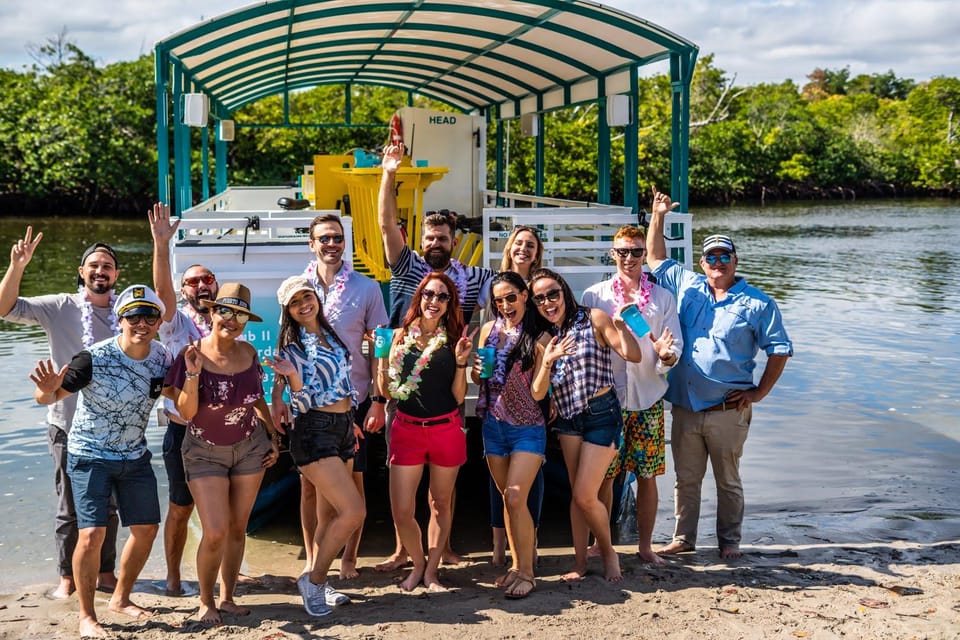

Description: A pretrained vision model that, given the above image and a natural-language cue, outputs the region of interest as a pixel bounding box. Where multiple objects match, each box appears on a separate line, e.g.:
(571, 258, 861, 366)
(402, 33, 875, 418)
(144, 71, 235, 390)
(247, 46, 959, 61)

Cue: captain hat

(114, 284, 165, 318)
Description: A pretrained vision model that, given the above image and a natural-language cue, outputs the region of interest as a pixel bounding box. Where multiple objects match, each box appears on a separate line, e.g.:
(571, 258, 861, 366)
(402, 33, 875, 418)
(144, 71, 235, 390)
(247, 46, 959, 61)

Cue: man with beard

(272, 212, 389, 587)
(149, 203, 221, 596)
(378, 143, 492, 326)
(0, 229, 120, 599)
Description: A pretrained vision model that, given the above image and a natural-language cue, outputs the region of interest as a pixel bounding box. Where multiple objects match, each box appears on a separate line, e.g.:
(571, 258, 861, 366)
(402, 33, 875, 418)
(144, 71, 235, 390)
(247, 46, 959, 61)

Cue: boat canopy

(155, 0, 698, 214)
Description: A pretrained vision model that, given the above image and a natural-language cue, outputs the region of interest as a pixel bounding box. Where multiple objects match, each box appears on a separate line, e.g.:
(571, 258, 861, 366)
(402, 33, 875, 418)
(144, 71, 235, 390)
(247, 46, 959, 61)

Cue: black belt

(403, 416, 450, 427)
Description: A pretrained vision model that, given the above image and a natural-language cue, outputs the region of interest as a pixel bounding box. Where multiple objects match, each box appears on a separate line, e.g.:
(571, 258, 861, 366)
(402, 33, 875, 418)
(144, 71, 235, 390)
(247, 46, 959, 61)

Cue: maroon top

(165, 354, 265, 445)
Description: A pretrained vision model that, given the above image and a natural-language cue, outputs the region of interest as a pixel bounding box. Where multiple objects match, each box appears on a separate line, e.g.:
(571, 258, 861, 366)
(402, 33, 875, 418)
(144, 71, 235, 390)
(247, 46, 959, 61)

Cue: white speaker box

(520, 113, 539, 137)
(182, 93, 209, 127)
(606, 94, 631, 126)
(217, 119, 235, 141)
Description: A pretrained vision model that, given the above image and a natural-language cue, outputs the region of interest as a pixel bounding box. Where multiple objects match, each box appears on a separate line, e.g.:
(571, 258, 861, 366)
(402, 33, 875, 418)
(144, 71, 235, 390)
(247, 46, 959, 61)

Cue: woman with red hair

(378, 272, 475, 592)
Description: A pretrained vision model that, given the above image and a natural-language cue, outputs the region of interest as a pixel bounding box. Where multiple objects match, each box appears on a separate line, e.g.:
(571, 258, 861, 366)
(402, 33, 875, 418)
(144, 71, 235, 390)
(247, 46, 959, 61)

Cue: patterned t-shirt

(63, 337, 172, 460)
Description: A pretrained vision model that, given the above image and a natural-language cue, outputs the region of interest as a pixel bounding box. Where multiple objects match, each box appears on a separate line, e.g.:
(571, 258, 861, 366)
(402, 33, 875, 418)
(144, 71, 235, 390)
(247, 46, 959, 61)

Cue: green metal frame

(155, 0, 698, 214)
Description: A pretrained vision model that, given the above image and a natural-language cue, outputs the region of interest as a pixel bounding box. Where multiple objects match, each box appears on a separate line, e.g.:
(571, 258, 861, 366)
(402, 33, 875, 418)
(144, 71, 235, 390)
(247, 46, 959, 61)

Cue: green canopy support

(535, 95, 545, 199)
(597, 78, 610, 204)
(624, 66, 640, 212)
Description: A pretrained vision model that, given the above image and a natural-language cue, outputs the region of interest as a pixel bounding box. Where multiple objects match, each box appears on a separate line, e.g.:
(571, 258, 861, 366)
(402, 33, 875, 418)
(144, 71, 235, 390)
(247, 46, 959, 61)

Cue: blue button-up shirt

(653, 259, 793, 412)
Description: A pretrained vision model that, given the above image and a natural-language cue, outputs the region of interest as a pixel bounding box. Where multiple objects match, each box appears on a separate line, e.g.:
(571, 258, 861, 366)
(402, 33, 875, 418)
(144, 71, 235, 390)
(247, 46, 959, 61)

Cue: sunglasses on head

(313, 234, 344, 245)
(183, 273, 216, 287)
(421, 289, 451, 303)
(613, 247, 645, 259)
(492, 292, 520, 306)
(532, 289, 562, 306)
(214, 306, 250, 323)
(703, 252, 733, 265)
(124, 312, 161, 326)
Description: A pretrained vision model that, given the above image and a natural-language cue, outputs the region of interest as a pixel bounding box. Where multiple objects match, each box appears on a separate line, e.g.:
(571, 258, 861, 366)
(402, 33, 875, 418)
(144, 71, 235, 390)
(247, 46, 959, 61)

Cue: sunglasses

(124, 313, 161, 326)
(421, 289, 451, 303)
(313, 234, 344, 245)
(532, 289, 563, 306)
(492, 292, 520, 306)
(613, 247, 645, 259)
(182, 273, 216, 287)
(214, 306, 250, 323)
(703, 252, 733, 265)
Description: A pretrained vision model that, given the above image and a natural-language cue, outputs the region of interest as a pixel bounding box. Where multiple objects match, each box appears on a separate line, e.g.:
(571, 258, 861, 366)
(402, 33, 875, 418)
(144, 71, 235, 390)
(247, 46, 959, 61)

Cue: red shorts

(389, 408, 466, 467)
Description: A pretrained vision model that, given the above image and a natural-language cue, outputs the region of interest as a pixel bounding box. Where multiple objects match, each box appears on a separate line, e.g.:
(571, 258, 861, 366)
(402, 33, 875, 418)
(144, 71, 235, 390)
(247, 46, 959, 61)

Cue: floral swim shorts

(606, 398, 665, 479)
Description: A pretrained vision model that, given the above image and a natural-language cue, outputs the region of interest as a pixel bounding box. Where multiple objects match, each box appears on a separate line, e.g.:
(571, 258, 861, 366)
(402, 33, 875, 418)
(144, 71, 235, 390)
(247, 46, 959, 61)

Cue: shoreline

(2, 538, 958, 639)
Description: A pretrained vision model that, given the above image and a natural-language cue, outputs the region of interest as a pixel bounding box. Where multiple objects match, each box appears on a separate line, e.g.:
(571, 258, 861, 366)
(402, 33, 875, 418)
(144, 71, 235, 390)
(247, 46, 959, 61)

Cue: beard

(85, 278, 112, 295)
(424, 248, 451, 271)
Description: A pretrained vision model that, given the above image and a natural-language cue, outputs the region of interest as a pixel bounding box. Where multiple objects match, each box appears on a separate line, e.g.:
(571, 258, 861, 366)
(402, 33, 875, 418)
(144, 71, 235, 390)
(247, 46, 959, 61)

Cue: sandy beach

(3, 535, 959, 640)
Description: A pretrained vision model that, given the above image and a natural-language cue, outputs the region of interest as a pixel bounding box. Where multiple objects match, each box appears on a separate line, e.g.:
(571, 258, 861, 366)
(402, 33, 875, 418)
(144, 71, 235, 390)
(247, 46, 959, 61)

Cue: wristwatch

(371, 395, 387, 404)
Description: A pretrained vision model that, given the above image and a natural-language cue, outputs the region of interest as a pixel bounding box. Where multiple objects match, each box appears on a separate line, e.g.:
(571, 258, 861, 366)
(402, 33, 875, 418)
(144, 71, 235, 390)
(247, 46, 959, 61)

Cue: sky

(0, 0, 956, 87)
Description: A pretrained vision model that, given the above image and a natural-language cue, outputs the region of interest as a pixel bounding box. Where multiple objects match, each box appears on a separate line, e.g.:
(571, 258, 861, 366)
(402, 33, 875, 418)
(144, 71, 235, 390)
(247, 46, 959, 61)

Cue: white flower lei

(387, 325, 447, 401)
(304, 260, 352, 324)
(78, 285, 118, 348)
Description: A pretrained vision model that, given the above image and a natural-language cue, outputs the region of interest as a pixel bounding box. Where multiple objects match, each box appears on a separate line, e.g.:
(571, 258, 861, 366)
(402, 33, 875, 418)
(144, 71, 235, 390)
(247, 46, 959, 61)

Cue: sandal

(504, 575, 536, 600)
(494, 569, 519, 589)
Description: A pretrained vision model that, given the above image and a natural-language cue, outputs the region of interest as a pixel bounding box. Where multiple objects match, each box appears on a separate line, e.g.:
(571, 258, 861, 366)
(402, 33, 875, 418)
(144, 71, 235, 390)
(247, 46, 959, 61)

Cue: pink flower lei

(183, 303, 211, 338)
(304, 260, 352, 324)
(612, 271, 652, 312)
(78, 285, 118, 347)
(387, 325, 447, 401)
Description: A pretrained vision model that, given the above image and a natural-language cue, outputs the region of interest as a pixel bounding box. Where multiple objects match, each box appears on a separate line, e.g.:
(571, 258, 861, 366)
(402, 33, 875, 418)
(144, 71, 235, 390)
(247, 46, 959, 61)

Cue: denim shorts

(482, 414, 546, 458)
(181, 428, 273, 480)
(162, 420, 193, 507)
(290, 408, 356, 467)
(554, 389, 624, 448)
(67, 451, 160, 529)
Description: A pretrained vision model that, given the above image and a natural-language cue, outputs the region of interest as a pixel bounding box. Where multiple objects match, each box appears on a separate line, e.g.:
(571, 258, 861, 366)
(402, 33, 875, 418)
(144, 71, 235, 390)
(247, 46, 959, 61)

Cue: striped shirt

(549, 309, 615, 420)
(388, 245, 492, 327)
(281, 341, 355, 417)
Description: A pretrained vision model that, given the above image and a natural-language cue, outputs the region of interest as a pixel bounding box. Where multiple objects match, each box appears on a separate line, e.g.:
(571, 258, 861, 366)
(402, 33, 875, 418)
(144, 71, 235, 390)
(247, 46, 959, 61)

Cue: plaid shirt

(550, 309, 615, 419)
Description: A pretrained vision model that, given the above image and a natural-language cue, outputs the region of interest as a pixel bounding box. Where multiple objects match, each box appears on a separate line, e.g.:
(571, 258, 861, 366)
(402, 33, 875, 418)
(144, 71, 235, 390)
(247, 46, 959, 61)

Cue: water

(1, 203, 959, 592)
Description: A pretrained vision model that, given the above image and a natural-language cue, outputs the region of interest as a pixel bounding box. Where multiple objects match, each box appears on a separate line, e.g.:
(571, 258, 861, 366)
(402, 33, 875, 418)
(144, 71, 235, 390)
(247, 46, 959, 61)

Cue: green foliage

(0, 37, 956, 214)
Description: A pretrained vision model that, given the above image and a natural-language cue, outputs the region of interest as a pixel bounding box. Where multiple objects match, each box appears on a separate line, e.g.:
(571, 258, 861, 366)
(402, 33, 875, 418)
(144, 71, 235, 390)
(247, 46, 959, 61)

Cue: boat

(155, 0, 699, 531)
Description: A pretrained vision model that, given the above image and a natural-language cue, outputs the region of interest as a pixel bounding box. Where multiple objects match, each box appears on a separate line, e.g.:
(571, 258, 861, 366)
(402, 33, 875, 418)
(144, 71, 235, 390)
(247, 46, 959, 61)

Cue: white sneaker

(297, 574, 332, 617)
(324, 582, 350, 606)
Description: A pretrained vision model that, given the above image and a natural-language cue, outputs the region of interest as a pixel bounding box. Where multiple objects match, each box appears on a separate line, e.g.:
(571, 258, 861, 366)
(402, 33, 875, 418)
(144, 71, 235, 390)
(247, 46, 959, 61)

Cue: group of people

(1, 143, 792, 634)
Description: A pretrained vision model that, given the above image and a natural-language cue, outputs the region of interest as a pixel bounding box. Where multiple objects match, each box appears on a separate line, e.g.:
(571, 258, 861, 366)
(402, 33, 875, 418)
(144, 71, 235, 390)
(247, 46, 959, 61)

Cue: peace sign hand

(454, 325, 480, 363)
(183, 338, 203, 375)
(10, 226, 43, 269)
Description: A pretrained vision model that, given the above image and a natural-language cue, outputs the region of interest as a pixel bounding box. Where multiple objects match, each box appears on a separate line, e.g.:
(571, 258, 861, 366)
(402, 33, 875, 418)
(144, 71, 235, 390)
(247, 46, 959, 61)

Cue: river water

(1, 200, 958, 592)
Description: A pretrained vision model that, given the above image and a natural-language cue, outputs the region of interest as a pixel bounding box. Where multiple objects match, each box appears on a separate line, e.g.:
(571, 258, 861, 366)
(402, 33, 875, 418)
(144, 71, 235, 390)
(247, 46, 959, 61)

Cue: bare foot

(425, 579, 449, 592)
(601, 548, 623, 582)
(236, 574, 263, 586)
(375, 553, 410, 572)
(441, 549, 465, 565)
(339, 559, 360, 580)
(51, 576, 75, 599)
(494, 569, 519, 589)
(218, 599, 251, 616)
(720, 545, 743, 560)
(491, 550, 506, 567)
(197, 603, 222, 626)
(78, 615, 108, 639)
(637, 548, 667, 565)
(585, 543, 601, 560)
(398, 567, 424, 592)
(657, 540, 695, 555)
(560, 569, 586, 582)
(108, 599, 154, 619)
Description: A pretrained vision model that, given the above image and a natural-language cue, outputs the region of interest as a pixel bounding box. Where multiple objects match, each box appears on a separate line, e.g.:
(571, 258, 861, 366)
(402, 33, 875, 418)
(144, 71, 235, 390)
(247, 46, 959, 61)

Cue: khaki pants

(669, 404, 751, 549)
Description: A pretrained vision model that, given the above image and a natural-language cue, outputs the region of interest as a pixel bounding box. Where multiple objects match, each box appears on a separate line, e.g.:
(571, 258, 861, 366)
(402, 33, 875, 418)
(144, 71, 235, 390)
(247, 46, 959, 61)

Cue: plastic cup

(373, 327, 394, 358)
(620, 303, 651, 338)
(478, 346, 496, 379)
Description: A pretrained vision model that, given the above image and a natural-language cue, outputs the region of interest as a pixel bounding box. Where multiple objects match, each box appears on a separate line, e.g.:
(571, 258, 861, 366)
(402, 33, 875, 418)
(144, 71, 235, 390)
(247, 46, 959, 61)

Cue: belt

(702, 401, 735, 412)
(403, 416, 451, 427)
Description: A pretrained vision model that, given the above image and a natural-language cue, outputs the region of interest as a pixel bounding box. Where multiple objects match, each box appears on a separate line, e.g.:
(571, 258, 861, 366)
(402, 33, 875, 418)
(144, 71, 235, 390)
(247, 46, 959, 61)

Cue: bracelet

(456, 363, 469, 369)
(371, 395, 387, 404)
(185, 371, 200, 379)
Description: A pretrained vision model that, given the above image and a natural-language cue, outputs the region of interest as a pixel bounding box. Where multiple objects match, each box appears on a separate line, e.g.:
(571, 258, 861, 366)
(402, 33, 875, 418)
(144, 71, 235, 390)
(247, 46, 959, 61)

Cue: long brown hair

(400, 272, 464, 341)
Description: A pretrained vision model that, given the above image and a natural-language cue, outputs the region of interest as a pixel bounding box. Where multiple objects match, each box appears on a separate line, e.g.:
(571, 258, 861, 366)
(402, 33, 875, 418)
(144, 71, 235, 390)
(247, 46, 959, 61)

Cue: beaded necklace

(78, 285, 118, 348)
(388, 325, 447, 401)
(303, 260, 352, 324)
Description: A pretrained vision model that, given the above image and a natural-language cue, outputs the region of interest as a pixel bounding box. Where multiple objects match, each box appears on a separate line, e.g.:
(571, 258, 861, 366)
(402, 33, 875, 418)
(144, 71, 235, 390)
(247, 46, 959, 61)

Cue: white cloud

(0, 0, 956, 85)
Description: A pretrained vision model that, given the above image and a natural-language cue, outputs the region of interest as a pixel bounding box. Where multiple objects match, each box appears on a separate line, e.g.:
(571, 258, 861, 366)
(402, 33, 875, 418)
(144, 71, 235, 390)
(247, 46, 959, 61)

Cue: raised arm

(149, 202, 180, 322)
(645, 186, 679, 272)
(378, 143, 407, 267)
(0, 227, 43, 317)
(593, 307, 643, 363)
